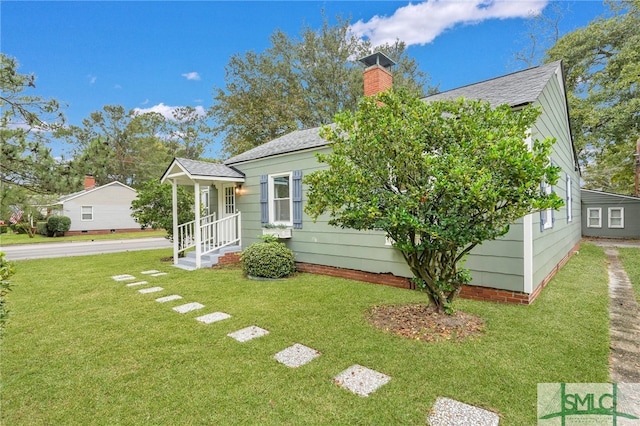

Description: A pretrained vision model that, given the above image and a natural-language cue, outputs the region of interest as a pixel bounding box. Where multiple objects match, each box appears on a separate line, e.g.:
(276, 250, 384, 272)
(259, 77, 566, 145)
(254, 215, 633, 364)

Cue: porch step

(173, 245, 242, 271)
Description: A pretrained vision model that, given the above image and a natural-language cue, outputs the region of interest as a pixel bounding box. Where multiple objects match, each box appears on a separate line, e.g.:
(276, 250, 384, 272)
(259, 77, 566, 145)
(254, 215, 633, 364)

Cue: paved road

(0, 238, 172, 261)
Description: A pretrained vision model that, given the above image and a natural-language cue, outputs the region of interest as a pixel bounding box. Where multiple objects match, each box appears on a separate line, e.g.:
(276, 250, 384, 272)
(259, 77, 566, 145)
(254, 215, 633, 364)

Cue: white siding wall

(61, 183, 139, 231)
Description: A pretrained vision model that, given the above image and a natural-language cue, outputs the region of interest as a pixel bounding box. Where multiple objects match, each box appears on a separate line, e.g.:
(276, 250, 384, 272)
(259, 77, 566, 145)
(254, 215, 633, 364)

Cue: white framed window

(586, 208, 601, 228)
(201, 187, 210, 217)
(542, 181, 553, 230)
(566, 174, 573, 223)
(81, 205, 93, 221)
(224, 186, 235, 215)
(269, 172, 292, 226)
(608, 207, 624, 229)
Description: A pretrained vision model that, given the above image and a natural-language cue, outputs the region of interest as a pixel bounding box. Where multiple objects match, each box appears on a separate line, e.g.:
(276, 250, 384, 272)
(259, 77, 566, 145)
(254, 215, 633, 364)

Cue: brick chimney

(359, 52, 396, 97)
(84, 175, 96, 190)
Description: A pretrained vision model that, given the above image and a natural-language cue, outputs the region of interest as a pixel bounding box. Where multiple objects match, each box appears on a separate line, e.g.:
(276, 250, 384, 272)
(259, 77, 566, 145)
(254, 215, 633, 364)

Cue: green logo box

(538, 383, 640, 425)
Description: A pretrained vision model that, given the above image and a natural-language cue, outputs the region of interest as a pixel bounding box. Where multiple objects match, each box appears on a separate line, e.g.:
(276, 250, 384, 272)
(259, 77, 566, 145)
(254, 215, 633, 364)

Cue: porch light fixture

(235, 184, 242, 195)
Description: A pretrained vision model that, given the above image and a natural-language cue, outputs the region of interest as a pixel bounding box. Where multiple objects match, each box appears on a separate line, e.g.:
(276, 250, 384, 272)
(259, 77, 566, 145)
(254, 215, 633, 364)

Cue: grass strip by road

(618, 247, 640, 303)
(0, 243, 609, 425)
(0, 230, 167, 246)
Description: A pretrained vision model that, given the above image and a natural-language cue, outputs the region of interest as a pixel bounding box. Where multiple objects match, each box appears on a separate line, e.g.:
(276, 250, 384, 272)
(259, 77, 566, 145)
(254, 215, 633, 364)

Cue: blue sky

(2, 1, 609, 158)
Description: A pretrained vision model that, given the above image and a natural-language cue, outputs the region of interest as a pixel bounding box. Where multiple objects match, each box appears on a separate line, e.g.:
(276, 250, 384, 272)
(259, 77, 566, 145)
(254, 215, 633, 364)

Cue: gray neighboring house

(581, 189, 640, 239)
(54, 177, 142, 235)
(162, 56, 581, 304)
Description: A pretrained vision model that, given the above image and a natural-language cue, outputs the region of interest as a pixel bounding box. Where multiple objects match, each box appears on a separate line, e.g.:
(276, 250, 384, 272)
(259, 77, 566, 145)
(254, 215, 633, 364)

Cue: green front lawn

(0, 244, 610, 425)
(0, 230, 167, 246)
(618, 247, 640, 303)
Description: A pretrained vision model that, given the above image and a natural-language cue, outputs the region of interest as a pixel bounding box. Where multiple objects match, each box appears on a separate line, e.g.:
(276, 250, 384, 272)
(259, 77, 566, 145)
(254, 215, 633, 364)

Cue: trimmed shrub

(241, 241, 295, 279)
(36, 222, 48, 236)
(46, 216, 71, 237)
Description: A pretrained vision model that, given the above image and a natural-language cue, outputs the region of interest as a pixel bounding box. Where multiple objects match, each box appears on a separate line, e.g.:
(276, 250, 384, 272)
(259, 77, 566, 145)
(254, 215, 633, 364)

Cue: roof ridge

(424, 60, 561, 100)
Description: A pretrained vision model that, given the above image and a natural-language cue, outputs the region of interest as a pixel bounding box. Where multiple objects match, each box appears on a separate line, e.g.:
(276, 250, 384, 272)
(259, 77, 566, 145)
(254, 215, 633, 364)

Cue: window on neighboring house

(260, 171, 303, 229)
(81, 205, 93, 221)
(566, 174, 573, 222)
(586, 208, 601, 228)
(608, 207, 624, 229)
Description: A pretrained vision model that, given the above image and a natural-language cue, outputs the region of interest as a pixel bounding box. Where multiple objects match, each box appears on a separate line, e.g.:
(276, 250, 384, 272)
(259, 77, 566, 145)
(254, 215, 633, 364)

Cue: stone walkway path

(112, 269, 500, 424)
(604, 247, 640, 383)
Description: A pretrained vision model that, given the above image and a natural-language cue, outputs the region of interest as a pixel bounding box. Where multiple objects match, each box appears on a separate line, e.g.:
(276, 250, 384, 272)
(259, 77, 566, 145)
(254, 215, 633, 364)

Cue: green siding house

(581, 189, 640, 239)
(161, 58, 581, 303)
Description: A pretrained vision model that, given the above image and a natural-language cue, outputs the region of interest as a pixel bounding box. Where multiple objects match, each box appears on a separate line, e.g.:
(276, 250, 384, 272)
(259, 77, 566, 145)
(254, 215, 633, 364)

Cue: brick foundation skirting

(217, 252, 241, 265)
(64, 228, 158, 236)
(295, 240, 581, 305)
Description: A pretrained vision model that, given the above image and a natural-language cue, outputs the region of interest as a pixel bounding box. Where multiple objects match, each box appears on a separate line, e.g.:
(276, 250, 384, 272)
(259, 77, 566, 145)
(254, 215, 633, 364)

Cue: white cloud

(133, 103, 206, 120)
(182, 71, 201, 81)
(141, 99, 150, 105)
(114, 84, 122, 89)
(349, 0, 549, 47)
(88, 74, 97, 85)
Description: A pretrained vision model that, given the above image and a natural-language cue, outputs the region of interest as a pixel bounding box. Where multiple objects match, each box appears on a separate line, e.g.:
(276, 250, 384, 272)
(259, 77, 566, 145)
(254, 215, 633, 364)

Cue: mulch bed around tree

(366, 304, 485, 342)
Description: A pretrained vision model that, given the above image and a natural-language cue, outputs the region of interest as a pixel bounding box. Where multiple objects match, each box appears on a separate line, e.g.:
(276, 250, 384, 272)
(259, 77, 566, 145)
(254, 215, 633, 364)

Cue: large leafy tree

(130, 179, 194, 240)
(305, 89, 562, 313)
(0, 54, 79, 194)
(210, 14, 433, 157)
(164, 106, 214, 160)
(59, 106, 173, 189)
(546, 0, 640, 194)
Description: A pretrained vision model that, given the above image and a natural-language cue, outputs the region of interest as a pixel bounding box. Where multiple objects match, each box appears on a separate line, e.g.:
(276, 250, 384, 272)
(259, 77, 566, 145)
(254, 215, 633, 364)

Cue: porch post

(194, 181, 201, 269)
(171, 179, 179, 265)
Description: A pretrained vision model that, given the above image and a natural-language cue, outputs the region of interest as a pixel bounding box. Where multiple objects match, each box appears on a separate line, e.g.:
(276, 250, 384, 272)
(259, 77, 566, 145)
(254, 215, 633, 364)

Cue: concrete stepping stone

(126, 281, 148, 287)
(138, 287, 163, 294)
(274, 343, 320, 368)
(156, 295, 182, 303)
(427, 397, 499, 426)
(173, 302, 205, 314)
(141, 270, 160, 275)
(150, 272, 167, 277)
(196, 312, 231, 324)
(333, 364, 391, 397)
(112, 274, 135, 281)
(228, 326, 269, 342)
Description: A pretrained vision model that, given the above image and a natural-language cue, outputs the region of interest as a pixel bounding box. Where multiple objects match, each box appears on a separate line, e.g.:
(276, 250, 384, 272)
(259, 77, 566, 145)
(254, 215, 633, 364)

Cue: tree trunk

(403, 249, 464, 314)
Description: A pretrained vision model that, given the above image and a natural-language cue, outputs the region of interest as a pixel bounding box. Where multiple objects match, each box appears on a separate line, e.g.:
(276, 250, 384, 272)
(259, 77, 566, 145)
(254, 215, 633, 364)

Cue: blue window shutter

(292, 170, 303, 229)
(260, 175, 268, 226)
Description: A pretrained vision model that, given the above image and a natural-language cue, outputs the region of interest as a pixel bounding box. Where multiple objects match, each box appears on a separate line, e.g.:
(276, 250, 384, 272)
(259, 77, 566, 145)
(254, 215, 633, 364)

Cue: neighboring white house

(54, 177, 142, 235)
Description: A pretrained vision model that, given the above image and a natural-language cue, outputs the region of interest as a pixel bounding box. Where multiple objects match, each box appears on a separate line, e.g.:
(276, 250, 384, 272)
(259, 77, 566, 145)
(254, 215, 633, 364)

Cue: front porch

(161, 158, 245, 270)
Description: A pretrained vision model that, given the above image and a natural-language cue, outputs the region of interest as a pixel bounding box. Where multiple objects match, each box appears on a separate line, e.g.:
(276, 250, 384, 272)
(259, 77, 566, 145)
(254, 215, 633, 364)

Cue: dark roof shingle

(423, 61, 562, 107)
(176, 158, 244, 178)
(224, 61, 562, 164)
(225, 127, 328, 165)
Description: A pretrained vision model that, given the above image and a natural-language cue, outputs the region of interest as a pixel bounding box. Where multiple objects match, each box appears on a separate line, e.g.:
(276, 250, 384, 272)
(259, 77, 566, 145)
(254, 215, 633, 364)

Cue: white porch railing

(176, 213, 217, 256)
(201, 212, 241, 253)
(176, 219, 196, 254)
(175, 212, 241, 267)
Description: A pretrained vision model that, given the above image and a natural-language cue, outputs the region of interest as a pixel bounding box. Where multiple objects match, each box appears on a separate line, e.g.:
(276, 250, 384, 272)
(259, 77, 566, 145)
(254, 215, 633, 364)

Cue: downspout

(171, 179, 179, 265)
(194, 182, 201, 269)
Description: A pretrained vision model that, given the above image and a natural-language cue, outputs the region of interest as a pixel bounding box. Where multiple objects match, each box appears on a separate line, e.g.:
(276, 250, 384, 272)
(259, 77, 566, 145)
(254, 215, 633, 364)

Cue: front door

(217, 183, 237, 244)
